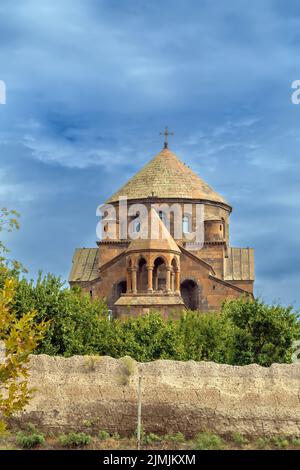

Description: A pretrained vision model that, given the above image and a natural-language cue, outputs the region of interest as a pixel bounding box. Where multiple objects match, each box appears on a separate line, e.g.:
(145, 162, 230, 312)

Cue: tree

(0, 271, 49, 431)
(222, 298, 300, 366)
(0, 208, 48, 432)
(177, 310, 235, 363)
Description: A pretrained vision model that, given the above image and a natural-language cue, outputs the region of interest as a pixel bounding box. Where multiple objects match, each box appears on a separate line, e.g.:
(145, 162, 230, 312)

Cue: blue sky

(1, 0, 300, 307)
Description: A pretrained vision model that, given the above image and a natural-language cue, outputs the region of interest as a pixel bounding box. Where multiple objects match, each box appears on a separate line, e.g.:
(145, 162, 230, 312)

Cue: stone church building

(69, 142, 254, 318)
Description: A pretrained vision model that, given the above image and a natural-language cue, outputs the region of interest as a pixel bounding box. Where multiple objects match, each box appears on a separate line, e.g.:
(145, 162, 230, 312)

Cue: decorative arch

(171, 256, 179, 269)
(180, 279, 199, 310)
(153, 256, 167, 291)
(137, 257, 148, 292)
(108, 279, 127, 311)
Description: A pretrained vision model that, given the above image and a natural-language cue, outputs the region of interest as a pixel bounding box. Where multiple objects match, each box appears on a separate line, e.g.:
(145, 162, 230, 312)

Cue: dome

(106, 147, 229, 206)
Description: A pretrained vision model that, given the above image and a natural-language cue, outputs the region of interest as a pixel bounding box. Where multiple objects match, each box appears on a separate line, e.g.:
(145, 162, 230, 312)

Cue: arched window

(153, 257, 167, 291)
(132, 214, 141, 233)
(182, 215, 191, 234)
(158, 210, 167, 225)
(137, 258, 147, 292)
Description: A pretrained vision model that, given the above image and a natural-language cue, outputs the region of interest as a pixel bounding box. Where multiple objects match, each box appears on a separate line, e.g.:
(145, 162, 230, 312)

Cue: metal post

(137, 376, 142, 450)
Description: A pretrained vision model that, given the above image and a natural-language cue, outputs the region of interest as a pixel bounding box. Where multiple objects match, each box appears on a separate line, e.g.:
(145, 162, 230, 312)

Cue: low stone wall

(8, 355, 300, 437)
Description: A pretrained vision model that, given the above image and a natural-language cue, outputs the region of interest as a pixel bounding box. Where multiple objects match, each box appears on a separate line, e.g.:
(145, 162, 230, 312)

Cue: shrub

(59, 432, 91, 447)
(222, 298, 300, 366)
(143, 433, 161, 445)
(111, 313, 185, 362)
(292, 438, 300, 447)
(11, 273, 110, 357)
(16, 431, 45, 449)
(271, 436, 289, 449)
(232, 432, 248, 446)
(193, 432, 224, 450)
(255, 437, 269, 449)
(163, 432, 185, 443)
(0, 270, 49, 432)
(4, 266, 300, 367)
(178, 311, 235, 363)
(98, 430, 110, 440)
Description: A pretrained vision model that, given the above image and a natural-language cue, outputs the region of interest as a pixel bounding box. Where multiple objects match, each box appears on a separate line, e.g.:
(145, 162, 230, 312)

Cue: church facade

(69, 143, 254, 318)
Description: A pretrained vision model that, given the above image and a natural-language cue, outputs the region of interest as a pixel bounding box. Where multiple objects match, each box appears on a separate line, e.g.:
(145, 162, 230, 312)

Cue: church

(69, 131, 254, 318)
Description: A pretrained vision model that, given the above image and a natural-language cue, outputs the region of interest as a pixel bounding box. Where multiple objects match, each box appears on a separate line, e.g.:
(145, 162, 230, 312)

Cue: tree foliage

(222, 297, 300, 366)
(0, 207, 26, 273)
(5, 268, 299, 367)
(0, 268, 49, 430)
(0, 208, 48, 432)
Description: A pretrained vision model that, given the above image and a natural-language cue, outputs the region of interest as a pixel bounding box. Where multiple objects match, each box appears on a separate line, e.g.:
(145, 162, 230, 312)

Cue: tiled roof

(224, 247, 255, 281)
(106, 148, 229, 205)
(68, 248, 99, 283)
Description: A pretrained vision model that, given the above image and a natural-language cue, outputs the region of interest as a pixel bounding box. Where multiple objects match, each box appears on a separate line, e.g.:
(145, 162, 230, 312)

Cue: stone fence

(4, 354, 300, 437)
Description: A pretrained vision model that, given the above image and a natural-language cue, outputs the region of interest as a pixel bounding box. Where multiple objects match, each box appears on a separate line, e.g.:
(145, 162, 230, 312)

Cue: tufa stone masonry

(69, 145, 254, 318)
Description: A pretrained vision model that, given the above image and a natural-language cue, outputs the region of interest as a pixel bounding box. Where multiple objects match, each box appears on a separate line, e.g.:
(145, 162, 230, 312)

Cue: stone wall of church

(111, 200, 231, 244)
(180, 252, 243, 311)
(92, 256, 128, 310)
(10, 355, 300, 438)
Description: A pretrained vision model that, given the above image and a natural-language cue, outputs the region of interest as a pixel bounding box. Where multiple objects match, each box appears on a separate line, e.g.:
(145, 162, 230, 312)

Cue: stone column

(171, 271, 175, 292)
(126, 270, 132, 293)
(166, 267, 171, 293)
(175, 270, 180, 294)
(131, 268, 137, 294)
(147, 266, 153, 293)
(154, 270, 158, 290)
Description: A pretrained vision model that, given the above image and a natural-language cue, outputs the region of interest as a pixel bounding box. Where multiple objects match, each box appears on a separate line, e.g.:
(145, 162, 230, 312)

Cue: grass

(163, 432, 185, 443)
(232, 432, 248, 446)
(58, 432, 91, 448)
(193, 432, 224, 450)
(16, 431, 45, 449)
(255, 437, 270, 449)
(119, 356, 136, 386)
(270, 436, 289, 449)
(291, 438, 300, 447)
(98, 430, 110, 441)
(143, 433, 161, 445)
(2, 426, 300, 450)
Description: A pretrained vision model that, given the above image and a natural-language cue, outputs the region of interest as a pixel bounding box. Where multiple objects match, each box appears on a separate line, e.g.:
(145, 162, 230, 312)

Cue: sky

(1, 0, 300, 307)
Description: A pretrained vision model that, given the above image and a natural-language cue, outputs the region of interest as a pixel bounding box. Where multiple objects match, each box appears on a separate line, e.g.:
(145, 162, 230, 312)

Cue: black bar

(0, 449, 299, 467)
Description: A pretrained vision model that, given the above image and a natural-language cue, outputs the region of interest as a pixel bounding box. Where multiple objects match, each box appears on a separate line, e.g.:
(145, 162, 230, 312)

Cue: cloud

(0, 0, 300, 307)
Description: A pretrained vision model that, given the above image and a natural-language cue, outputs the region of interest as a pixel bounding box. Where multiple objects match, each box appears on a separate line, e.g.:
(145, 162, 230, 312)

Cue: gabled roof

(107, 147, 229, 205)
(126, 207, 180, 254)
(224, 247, 255, 281)
(68, 248, 99, 283)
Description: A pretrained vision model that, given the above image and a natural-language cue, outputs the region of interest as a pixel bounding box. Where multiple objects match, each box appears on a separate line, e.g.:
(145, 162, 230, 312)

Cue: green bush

(177, 310, 235, 363)
(255, 437, 269, 449)
(3, 269, 299, 366)
(232, 432, 248, 446)
(164, 432, 185, 443)
(223, 298, 300, 366)
(59, 432, 91, 447)
(270, 436, 289, 449)
(193, 432, 224, 450)
(98, 430, 110, 440)
(143, 433, 161, 444)
(16, 431, 45, 448)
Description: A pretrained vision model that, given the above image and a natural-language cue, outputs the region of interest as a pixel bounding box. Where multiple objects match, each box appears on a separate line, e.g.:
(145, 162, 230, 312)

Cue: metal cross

(160, 126, 174, 149)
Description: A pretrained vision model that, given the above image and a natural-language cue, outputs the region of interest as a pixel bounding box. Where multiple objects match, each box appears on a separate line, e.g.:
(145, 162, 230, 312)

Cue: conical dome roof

(107, 148, 229, 206)
(126, 208, 180, 254)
